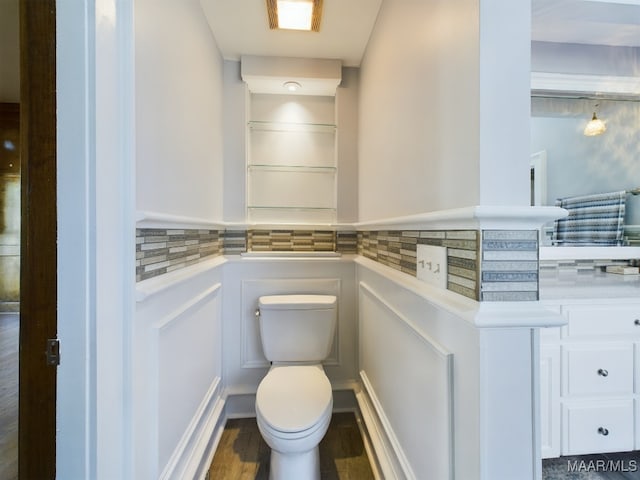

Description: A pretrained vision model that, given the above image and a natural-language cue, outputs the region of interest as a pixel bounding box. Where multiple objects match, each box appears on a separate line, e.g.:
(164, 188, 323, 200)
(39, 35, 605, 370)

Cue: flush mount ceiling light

(266, 0, 323, 32)
(583, 107, 607, 137)
(283, 81, 302, 92)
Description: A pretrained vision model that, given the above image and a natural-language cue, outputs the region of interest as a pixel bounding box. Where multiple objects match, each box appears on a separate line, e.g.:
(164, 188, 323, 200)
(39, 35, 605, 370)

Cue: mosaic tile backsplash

(136, 227, 541, 302)
(136, 229, 222, 282)
(358, 229, 541, 301)
(480, 230, 539, 301)
(248, 230, 335, 252)
(358, 230, 480, 300)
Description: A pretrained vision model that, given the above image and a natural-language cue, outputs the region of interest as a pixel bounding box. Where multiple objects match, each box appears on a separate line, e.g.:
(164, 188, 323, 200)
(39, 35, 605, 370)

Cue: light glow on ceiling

(277, 0, 313, 30)
(266, 0, 323, 32)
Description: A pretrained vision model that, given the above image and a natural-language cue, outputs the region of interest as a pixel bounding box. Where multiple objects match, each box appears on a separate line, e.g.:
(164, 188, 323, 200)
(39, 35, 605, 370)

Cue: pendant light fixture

(583, 105, 606, 136)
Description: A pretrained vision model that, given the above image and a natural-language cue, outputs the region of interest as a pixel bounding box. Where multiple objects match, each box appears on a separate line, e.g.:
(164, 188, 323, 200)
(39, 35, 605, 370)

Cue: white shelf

(248, 121, 336, 133)
(246, 94, 338, 225)
(247, 165, 336, 172)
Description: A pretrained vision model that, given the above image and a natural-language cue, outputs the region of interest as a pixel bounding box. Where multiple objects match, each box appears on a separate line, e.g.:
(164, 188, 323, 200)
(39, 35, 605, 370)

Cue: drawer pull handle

(598, 427, 609, 436)
(635, 319, 640, 326)
(597, 368, 609, 377)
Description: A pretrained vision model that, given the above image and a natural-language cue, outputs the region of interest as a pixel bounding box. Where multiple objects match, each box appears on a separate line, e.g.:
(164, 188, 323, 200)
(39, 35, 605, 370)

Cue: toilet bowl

(254, 294, 337, 480)
(256, 365, 333, 480)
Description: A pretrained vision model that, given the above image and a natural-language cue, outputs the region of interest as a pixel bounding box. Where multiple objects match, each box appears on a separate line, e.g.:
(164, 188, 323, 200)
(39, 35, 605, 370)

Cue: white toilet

(255, 294, 337, 480)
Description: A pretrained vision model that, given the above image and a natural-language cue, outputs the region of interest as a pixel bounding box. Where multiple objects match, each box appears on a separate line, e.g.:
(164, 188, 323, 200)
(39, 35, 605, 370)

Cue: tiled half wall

(136, 228, 539, 301)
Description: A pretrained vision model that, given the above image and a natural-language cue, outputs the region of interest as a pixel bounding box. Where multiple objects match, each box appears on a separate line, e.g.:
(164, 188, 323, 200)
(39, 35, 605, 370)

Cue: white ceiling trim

(531, 72, 640, 96)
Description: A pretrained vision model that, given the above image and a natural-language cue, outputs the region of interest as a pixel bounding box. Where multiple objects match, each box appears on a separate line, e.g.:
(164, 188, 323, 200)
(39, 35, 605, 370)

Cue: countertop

(539, 269, 640, 302)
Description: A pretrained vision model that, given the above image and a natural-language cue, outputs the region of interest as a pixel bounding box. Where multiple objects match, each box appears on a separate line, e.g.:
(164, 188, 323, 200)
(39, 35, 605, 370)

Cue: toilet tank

(258, 294, 337, 363)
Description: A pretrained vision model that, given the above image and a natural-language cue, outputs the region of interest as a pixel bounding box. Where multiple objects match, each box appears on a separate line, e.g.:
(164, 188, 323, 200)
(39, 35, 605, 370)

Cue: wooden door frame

(19, 0, 57, 478)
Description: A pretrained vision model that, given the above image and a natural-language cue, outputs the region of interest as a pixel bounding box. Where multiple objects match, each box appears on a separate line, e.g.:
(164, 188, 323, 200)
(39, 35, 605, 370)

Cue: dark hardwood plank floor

(0, 312, 18, 480)
(208, 412, 375, 480)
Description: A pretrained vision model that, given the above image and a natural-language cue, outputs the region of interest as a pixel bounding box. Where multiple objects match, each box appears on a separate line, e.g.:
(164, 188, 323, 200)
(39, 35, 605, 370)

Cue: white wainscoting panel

(156, 284, 222, 475)
(134, 261, 224, 479)
(356, 261, 482, 479)
(359, 282, 454, 480)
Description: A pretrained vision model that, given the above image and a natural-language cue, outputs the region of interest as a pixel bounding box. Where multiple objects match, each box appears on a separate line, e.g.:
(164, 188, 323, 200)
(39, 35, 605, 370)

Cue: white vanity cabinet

(541, 302, 640, 458)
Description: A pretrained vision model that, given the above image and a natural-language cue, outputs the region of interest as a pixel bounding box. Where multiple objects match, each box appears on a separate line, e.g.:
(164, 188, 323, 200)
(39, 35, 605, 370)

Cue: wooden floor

(208, 412, 376, 480)
(0, 313, 18, 480)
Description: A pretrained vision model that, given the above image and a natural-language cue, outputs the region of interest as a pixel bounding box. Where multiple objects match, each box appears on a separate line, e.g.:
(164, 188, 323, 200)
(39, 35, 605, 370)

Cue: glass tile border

(135, 228, 542, 302)
(136, 229, 222, 282)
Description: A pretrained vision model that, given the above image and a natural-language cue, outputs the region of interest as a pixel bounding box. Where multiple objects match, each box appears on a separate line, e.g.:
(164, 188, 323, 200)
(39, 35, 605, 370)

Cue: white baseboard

(160, 378, 226, 480)
(356, 372, 413, 480)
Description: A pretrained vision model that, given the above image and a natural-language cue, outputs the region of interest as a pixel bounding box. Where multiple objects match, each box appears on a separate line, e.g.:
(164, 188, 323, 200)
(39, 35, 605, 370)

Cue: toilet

(255, 294, 337, 480)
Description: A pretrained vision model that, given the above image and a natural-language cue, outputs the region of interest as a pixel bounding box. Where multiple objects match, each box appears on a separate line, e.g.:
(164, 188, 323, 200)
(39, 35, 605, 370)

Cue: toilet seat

(256, 365, 332, 436)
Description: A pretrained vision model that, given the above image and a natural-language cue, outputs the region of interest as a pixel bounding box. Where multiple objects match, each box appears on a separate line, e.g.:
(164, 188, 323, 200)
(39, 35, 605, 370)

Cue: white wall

(222, 60, 247, 223)
(358, 0, 531, 221)
(133, 1, 229, 476)
(477, 0, 531, 206)
(135, 0, 224, 221)
(358, 0, 479, 220)
(0, 0, 19, 102)
(337, 67, 359, 223)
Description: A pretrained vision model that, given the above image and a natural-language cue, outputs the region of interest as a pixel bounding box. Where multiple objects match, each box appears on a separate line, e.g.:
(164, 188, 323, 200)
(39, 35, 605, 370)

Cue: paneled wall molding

(358, 281, 454, 479)
(136, 257, 226, 302)
(159, 377, 225, 480)
(136, 210, 227, 230)
(359, 282, 452, 357)
(355, 256, 565, 328)
(153, 283, 222, 330)
(354, 206, 567, 231)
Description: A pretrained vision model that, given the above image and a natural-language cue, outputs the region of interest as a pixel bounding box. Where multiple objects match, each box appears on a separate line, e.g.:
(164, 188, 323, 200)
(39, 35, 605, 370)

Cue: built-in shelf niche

(246, 94, 338, 225)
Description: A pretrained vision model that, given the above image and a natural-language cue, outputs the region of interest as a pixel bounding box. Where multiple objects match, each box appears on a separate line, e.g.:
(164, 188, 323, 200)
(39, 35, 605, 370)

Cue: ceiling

(200, 0, 383, 67)
(200, 0, 640, 68)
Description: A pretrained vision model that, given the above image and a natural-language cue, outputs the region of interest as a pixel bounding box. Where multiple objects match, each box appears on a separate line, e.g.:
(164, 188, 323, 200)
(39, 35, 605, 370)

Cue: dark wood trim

(19, 0, 57, 479)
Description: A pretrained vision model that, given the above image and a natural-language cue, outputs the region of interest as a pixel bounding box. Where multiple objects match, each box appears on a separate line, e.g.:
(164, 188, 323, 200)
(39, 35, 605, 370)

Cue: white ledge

(355, 256, 566, 328)
(354, 206, 567, 231)
(136, 256, 227, 302)
(240, 251, 342, 258)
(136, 211, 226, 230)
(136, 207, 568, 232)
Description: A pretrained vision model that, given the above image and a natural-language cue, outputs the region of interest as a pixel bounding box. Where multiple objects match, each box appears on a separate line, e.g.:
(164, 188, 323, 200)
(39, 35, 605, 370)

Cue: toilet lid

(256, 366, 332, 433)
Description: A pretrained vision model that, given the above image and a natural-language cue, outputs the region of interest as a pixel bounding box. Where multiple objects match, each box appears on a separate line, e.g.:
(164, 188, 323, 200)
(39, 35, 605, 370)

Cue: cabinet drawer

(563, 344, 633, 396)
(562, 399, 634, 455)
(564, 305, 640, 338)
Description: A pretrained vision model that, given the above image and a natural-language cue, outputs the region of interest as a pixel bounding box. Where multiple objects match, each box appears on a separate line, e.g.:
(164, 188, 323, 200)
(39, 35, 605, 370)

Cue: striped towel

(552, 191, 626, 246)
